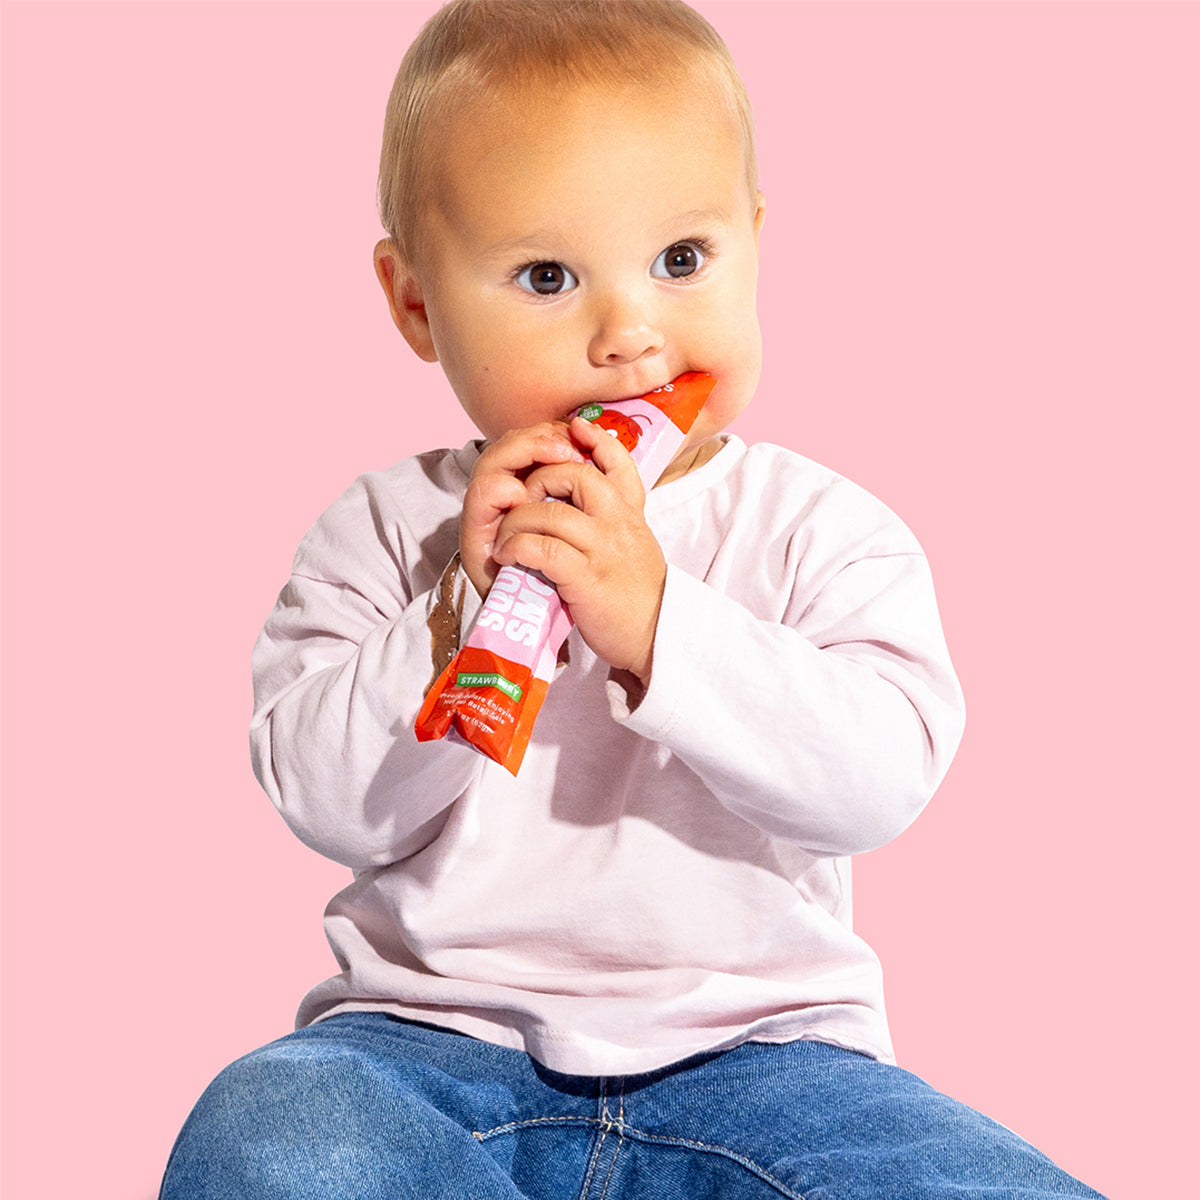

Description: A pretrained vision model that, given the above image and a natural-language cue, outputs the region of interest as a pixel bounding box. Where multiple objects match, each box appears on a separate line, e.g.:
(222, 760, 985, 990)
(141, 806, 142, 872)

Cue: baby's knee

(209, 1038, 391, 1132)
(160, 1040, 432, 1198)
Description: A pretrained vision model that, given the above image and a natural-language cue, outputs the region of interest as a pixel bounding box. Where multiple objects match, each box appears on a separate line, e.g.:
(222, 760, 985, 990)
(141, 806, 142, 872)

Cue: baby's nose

(587, 292, 665, 366)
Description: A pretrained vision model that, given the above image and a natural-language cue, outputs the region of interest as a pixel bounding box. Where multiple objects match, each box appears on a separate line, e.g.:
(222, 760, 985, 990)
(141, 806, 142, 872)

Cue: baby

(159, 2, 1106, 1196)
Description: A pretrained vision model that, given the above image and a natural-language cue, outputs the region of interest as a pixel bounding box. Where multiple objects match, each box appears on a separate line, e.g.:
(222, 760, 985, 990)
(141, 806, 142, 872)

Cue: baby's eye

(515, 261, 578, 296)
(651, 241, 707, 280)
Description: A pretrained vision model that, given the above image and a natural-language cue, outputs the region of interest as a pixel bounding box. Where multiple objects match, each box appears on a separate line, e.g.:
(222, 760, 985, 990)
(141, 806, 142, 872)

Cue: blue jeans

(160, 1013, 1104, 1199)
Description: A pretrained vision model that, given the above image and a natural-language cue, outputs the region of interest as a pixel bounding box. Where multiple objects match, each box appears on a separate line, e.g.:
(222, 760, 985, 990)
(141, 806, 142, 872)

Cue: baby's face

(399, 71, 764, 458)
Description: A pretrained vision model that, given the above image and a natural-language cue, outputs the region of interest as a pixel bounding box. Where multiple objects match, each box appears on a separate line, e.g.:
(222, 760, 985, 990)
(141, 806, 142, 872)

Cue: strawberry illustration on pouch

(589, 408, 651, 452)
(415, 371, 717, 775)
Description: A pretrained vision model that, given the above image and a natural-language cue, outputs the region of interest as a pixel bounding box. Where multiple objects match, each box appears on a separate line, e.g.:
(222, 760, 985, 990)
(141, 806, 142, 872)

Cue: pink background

(2, 2, 1195, 1195)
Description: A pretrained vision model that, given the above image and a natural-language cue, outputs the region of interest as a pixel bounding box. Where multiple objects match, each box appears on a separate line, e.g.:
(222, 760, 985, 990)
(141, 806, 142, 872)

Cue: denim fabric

(160, 1013, 1105, 1199)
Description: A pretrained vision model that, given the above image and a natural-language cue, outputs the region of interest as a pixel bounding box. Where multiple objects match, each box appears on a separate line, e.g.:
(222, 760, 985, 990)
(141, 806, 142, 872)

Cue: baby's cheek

(467, 382, 575, 441)
(693, 355, 758, 439)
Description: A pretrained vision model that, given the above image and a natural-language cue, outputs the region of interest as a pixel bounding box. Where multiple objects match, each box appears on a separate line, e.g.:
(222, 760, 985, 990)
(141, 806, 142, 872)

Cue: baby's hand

(460, 422, 585, 598)
(490, 416, 666, 686)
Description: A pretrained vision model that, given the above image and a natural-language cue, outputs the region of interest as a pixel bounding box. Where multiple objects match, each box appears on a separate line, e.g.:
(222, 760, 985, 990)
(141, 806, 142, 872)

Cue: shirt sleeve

(612, 472, 965, 858)
(248, 462, 486, 871)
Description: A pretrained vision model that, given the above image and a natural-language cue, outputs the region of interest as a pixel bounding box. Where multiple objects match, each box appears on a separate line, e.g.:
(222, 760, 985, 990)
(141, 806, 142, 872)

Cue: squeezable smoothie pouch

(415, 371, 716, 774)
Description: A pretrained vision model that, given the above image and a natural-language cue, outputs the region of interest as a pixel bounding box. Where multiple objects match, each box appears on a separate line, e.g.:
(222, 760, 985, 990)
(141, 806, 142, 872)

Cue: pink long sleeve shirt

(250, 434, 964, 1075)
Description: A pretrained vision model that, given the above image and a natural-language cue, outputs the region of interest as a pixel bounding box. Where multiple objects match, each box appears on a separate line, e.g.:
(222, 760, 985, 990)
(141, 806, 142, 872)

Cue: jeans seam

(595, 1079, 625, 1200)
(616, 1126, 808, 1200)
(472, 1115, 602, 1141)
(596, 1131, 623, 1200)
(579, 1078, 608, 1200)
(580, 1125, 606, 1199)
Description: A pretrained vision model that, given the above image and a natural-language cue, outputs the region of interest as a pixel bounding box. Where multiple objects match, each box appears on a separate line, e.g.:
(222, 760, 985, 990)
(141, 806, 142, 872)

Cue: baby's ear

(373, 239, 438, 362)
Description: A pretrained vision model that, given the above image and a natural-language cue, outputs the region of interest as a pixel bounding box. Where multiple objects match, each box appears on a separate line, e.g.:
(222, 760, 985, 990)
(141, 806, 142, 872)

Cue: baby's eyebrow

(482, 231, 573, 261)
(662, 206, 734, 234)
(665, 207, 732, 230)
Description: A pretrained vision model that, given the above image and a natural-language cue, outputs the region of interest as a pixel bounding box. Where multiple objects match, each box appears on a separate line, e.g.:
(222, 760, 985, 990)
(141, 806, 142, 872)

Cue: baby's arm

(249, 458, 489, 870)
(632, 561, 962, 856)
(611, 460, 965, 857)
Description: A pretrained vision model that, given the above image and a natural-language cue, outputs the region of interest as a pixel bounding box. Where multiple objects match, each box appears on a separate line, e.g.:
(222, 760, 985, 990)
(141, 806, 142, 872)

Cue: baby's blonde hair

(379, 0, 757, 263)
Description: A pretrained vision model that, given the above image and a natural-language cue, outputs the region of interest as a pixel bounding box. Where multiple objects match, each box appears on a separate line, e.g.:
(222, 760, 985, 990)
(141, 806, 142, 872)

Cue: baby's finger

(519, 460, 637, 523)
(568, 417, 647, 508)
(476, 421, 585, 477)
(493, 489, 592, 554)
(468, 469, 532, 508)
(462, 471, 527, 531)
(491, 527, 591, 589)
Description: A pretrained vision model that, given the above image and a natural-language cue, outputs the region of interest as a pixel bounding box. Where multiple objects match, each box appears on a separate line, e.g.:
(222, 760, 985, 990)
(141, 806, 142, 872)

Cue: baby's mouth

(588, 373, 693, 410)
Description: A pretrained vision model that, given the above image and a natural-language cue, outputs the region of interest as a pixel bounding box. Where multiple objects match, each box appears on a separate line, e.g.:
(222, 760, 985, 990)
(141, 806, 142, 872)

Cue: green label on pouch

(578, 403, 604, 422)
(456, 672, 523, 702)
